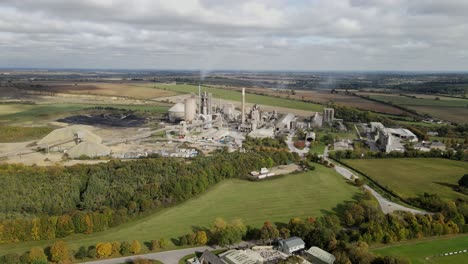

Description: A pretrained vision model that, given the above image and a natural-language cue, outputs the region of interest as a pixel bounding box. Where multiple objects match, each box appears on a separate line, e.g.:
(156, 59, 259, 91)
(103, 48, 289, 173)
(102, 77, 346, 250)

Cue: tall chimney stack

(241, 88, 245, 124)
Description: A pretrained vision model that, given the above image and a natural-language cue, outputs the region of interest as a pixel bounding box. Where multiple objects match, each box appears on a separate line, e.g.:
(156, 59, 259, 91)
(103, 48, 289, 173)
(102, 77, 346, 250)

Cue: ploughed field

(0, 165, 360, 255)
(248, 88, 408, 115)
(343, 158, 468, 201)
(361, 93, 468, 124)
(372, 235, 468, 264)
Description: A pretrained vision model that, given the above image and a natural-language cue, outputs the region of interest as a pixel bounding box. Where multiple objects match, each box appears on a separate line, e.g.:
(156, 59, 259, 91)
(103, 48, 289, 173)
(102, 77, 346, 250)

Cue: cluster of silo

(184, 94, 197, 122)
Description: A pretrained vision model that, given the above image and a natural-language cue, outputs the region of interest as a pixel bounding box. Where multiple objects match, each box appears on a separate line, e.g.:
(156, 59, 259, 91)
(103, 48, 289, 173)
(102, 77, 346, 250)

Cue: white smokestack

(241, 88, 245, 124)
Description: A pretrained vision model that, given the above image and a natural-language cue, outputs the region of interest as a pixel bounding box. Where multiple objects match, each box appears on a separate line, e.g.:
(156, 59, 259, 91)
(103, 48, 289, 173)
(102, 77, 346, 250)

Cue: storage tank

(184, 96, 197, 122)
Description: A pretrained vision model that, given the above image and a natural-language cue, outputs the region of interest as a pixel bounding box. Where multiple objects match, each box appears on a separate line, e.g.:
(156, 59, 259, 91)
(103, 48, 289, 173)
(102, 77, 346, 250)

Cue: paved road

(83, 245, 220, 264)
(323, 147, 428, 215)
(83, 242, 251, 264)
(286, 132, 309, 157)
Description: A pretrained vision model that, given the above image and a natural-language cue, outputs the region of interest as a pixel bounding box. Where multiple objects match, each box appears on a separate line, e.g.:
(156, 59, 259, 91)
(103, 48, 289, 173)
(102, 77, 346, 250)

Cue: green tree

(159, 238, 169, 249)
(458, 174, 468, 187)
(75, 246, 88, 259)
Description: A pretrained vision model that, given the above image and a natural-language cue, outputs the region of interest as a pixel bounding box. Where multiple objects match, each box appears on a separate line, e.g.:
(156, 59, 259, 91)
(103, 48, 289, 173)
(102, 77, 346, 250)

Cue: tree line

(0, 150, 299, 243)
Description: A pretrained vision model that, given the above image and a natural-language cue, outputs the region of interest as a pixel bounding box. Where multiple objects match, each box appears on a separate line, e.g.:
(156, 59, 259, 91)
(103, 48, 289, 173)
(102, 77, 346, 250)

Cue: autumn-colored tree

(30, 218, 40, 241)
(195, 231, 208, 245)
(28, 247, 47, 263)
(111, 241, 121, 257)
(50, 240, 70, 262)
(85, 213, 94, 234)
(132, 258, 153, 264)
(260, 221, 279, 244)
(56, 214, 74, 238)
(279, 227, 290, 239)
(96, 242, 112, 258)
(130, 240, 141, 254)
(151, 240, 160, 251)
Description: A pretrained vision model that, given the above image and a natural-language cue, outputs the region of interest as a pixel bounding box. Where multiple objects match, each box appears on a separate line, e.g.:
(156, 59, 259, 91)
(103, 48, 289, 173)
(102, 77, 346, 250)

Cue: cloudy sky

(1, 0, 467, 71)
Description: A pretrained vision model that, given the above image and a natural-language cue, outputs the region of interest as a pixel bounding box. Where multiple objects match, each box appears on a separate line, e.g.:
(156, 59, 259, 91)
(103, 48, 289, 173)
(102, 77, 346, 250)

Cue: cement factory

(167, 85, 323, 145)
(0, 83, 427, 165)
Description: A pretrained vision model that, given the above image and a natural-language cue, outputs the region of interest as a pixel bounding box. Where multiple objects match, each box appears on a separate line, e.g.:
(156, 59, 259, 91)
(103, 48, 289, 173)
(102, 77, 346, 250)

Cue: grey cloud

(0, 0, 467, 70)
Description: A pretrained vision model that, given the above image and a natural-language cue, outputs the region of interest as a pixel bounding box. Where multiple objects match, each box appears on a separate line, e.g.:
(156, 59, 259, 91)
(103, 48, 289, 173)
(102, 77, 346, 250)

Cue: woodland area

(0, 149, 299, 243)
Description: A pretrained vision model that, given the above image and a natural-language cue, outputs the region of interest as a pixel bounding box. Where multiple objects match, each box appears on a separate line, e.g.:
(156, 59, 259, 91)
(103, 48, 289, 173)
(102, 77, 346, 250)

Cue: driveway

(83, 242, 251, 264)
(323, 147, 429, 215)
(83, 245, 219, 264)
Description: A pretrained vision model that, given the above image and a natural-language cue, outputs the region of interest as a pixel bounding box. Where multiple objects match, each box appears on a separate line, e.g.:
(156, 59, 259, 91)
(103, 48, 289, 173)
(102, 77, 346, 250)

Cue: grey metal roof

(307, 246, 336, 264)
(200, 250, 225, 264)
(280, 237, 305, 248)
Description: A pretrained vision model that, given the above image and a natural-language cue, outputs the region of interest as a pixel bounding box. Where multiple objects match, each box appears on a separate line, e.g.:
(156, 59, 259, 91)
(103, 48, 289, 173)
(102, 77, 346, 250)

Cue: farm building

(306, 247, 335, 264)
(278, 237, 305, 254)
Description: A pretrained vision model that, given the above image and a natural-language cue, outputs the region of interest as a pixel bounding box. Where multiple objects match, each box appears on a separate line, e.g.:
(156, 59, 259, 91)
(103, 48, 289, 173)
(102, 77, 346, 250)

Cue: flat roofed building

(306, 247, 335, 264)
(278, 237, 306, 254)
(219, 249, 263, 264)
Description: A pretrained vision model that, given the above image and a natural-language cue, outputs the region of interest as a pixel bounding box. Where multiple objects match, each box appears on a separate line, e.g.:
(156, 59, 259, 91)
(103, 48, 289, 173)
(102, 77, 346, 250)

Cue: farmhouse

(278, 237, 306, 254)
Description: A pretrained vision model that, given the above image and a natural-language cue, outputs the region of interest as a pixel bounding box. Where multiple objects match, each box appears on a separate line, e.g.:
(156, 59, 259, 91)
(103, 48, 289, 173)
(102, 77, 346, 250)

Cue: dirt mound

(58, 113, 146, 127)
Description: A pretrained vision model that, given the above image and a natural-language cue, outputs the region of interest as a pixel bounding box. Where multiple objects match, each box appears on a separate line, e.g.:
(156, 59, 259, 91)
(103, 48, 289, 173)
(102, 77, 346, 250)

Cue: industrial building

(369, 122, 418, 153)
(322, 108, 335, 126)
(165, 85, 316, 148)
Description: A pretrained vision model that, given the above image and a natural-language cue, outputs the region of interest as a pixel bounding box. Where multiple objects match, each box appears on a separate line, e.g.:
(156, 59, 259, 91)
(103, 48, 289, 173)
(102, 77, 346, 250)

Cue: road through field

(323, 147, 429, 215)
(83, 243, 250, 264)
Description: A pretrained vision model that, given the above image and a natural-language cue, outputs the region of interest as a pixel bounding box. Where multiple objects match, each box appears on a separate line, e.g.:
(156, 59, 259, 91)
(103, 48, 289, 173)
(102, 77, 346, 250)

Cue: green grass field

(372, 235, 468, 264)
(0, 103, 170, 123)
(149, 84, 323, 112)
(343, 158, 468, 200)
(0, 165, 360, 255)
(0, 125, 54, 142)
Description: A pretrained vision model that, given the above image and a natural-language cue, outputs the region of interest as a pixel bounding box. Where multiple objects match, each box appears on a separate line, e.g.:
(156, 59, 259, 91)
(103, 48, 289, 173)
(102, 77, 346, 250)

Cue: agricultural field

(33, 82, 179, 99)
(360, 93, 468, 124)
(343, 158, 468, 200)
(0, 125, 54, 142)
(372, 235, 468, 264)
(248, 88, 408, 115)
(0, 103, 170, 123)
(0, 165, 360, 255)
(149, 84, 324, 112)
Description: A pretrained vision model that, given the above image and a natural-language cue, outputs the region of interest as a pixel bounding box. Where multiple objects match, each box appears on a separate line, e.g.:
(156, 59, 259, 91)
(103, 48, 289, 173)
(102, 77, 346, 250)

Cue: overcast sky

(1, 0, 467, 71)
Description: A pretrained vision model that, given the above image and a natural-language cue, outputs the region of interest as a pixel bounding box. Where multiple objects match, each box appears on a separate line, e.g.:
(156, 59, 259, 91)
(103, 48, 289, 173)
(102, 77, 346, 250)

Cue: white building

(278, 237, 306, 255)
